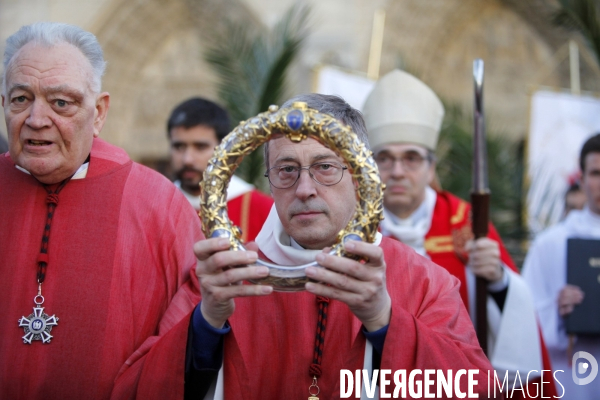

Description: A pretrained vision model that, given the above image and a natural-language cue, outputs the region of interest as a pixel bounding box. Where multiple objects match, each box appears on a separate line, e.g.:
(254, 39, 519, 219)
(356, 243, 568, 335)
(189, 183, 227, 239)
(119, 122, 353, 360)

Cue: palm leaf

(204, 4, 311, 189)
(553, 0, 600, 67)
(436, 103, 525, 240)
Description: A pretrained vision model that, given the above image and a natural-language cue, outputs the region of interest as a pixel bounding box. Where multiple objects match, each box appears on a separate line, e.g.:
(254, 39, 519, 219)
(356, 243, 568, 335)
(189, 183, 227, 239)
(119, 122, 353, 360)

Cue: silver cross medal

(19, 290, 58, 344)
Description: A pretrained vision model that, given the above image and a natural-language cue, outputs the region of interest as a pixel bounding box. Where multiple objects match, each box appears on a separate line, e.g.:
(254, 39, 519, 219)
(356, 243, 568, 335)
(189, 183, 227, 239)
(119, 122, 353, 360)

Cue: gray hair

(265, 93, 370, 169)
(2, 22, 106, 94)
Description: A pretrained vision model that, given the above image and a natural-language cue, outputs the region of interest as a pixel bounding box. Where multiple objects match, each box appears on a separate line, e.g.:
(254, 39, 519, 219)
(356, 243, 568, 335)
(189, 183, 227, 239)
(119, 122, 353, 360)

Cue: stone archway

(91, 0, 259, 160)
(380, 0, 563, 138)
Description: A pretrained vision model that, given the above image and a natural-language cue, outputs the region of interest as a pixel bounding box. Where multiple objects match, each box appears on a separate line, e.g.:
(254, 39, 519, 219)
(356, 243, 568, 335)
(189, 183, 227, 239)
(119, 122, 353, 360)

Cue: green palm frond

(553, 0, 600, 67)
(257, 5, 310, 112)
(204, 4, 311, 188)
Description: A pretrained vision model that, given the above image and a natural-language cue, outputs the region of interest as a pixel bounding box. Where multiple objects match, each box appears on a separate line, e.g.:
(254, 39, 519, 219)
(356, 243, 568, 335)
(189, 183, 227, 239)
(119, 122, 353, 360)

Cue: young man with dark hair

(167, 97, 273, 241)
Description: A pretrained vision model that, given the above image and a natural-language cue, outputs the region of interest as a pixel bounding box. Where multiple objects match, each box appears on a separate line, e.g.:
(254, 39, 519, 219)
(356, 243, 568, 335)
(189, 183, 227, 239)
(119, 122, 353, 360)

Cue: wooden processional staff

(472, 59, 490, 356)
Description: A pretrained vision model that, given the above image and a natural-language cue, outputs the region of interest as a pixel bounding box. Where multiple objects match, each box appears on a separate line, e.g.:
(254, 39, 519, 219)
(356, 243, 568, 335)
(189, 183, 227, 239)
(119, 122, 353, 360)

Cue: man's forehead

(7, 81, 85, 98)
(269, 136, 339, 161)
(374, 143, 429, 155)
(5, 41, 94, 91)
(584, 152, 600, 171)
(170, 125, 218, 141)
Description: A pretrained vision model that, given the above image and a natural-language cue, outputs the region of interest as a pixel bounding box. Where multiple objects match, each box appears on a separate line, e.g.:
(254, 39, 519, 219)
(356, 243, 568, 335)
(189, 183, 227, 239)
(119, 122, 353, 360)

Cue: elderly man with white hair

(0, 22, 202, 399)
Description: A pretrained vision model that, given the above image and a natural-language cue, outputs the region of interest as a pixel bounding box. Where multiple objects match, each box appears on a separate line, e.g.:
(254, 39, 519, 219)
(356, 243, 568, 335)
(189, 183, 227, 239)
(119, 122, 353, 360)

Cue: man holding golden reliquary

(134, 93, 497, 400)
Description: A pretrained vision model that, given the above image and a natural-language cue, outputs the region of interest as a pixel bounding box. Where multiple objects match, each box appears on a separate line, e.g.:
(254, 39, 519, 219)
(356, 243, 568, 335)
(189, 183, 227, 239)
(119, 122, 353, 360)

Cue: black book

(566, 238, 600, 335)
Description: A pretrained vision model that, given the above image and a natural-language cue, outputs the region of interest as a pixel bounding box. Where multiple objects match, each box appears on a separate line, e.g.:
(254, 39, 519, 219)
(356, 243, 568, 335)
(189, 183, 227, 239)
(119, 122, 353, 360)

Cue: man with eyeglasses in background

(363, 70, 557, 398)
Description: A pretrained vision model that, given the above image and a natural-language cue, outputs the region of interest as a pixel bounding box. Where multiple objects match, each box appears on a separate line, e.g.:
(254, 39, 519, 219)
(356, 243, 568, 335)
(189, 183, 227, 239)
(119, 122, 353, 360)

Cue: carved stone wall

(1, 0, 597, 158)
(93, 0, 218, 160)
(381, 0, 600, 138)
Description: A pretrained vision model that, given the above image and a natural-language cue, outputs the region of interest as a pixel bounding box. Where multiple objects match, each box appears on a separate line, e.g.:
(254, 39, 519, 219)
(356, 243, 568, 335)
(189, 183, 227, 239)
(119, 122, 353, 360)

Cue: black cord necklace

(308, 295, 329, 399)
(18, 177, 71, 344)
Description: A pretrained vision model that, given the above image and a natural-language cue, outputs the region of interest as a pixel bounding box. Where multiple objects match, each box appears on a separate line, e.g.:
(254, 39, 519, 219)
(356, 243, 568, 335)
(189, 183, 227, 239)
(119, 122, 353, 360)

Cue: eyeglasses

(264, 162, 348, 189)
(374, 151, 429, 171)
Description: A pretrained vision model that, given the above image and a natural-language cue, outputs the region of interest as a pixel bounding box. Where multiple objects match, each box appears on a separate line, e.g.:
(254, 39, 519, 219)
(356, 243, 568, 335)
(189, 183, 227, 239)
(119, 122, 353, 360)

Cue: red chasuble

(0, 139, 202, 400)
(425, 191, 517, 308)
(134, 238, 499, 399)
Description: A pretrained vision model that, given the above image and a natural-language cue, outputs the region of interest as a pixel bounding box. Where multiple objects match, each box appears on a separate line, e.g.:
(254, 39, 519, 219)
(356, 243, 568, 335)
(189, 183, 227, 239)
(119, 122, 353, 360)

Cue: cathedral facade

(1, 0, 598, 161)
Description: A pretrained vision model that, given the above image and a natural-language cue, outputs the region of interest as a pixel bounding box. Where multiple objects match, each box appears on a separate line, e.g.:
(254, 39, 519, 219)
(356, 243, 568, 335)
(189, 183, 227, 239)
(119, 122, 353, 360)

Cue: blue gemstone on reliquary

(286, 110, 304, 131)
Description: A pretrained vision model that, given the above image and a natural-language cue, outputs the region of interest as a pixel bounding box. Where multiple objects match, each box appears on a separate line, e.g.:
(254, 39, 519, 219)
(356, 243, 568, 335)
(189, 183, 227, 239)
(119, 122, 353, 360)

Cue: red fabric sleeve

(379, 239, 500, 398)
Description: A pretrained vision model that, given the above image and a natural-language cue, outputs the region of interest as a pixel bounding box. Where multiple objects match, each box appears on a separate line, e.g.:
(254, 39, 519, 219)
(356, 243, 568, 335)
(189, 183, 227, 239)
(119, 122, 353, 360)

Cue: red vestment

(226, 190, 273, 242)
(387, 191, 557, 399)
(0, 139, 202, 400)
(424, 191, 516, 306)
(134, 238, 498, 399)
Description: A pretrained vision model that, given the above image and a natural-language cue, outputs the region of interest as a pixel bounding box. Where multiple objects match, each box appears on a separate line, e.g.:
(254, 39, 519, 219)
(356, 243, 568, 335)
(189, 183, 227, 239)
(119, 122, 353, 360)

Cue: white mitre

(362, 69, 444, 150)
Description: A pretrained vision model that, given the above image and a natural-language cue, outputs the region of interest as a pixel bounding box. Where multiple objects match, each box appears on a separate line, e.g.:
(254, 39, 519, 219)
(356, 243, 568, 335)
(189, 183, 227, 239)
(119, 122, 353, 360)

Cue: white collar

(564, 206, 600, 237)
(379, 186, 437, 256)
(255, 205, 382, 265)
(227, 175, 255, 200)
(15, 162, 89, 180)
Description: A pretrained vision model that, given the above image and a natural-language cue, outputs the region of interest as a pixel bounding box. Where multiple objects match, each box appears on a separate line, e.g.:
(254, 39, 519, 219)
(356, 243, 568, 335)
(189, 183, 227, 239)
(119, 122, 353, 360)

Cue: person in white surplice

(523, 133, 600, 399)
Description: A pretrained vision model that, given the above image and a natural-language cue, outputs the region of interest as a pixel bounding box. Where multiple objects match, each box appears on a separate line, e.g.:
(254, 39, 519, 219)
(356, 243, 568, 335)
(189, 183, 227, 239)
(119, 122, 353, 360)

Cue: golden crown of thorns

(199, 101, 384, 291)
